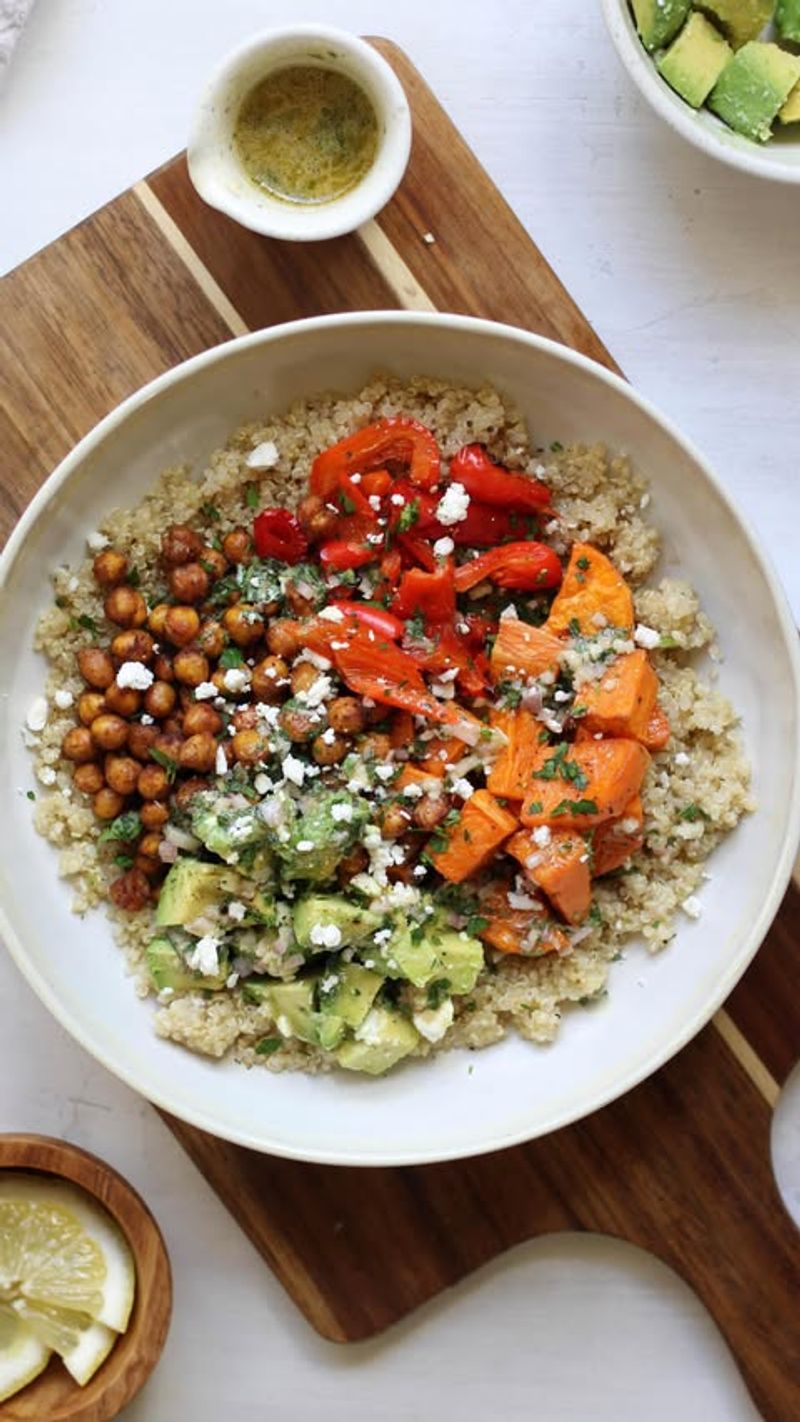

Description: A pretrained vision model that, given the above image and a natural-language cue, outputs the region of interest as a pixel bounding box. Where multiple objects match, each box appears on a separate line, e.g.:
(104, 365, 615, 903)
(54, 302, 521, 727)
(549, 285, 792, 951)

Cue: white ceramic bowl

(602, 0, 800, 183)
(187, 25, 411, 240)
(1, 312, 798, 1166)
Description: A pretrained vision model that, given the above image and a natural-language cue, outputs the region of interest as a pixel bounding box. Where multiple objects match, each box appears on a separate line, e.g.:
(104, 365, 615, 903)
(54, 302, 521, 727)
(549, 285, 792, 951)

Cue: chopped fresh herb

(527, 800, 543, 815)
(497, 680, 523, 710)
(219, 646, 244, 669)
(680, 803, 709, 823)
(551, 798, 598, 817)
(396, 499, 420, 533)
(338, 492, 356, 515)
(149, 747, 179, 782)
(26, 790, 36, 801)
(114, 854, 135, 870)
(55, 596, 67, 609)
(405, 612, 426, 641)
(200, 502, 221, 522)
(465, 914, 489, 937)
(576, 556, 590, 571)
(571, 704, 587, 719)
(128, 566, 141, 587)
(479, 726, 494, 742)
(659, 634, 680, 650)
(245, 484, 260, 510)
(200, 560, 217, 576)
(98, 810, 142, 844)
(533, 743, 588, 791)
(426, 978, 451, 1009)
(550, 440, 564, 453)
(70, 613, 99, 635)
(255, 1037, 282, 1056)
(588, 903, 604, 928)
(568, 617, 581, 638)
(538, 730, 550, 744)
(337, 568, 357, 587)
(208, 573, 239, 608)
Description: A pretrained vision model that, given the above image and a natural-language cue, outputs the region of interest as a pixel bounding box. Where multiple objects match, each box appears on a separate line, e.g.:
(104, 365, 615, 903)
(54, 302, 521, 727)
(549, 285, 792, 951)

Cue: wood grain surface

(0, 38, 797, 1422)
(0, 1135, 171, 1422)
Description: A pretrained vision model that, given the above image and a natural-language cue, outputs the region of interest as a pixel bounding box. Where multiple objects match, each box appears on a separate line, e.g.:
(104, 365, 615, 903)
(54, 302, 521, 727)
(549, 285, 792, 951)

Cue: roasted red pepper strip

(454, 542, 562, 594)
(406, 623, 489, 698)
(311, 418, 441, 496)
(392, 560, 456, 623)
(329, 601, 405, 640)
(336, 472, 375, 519)
(331, 632, 462, 726)
(389, 479, 525, 547)
(397, 533, 437, 571)
(379, 549, 403, 587)
(449, 445, 552, 513)
(318, 540, 375, 573)
(252, 509, 309, 564)
(359, 469, 393, 499)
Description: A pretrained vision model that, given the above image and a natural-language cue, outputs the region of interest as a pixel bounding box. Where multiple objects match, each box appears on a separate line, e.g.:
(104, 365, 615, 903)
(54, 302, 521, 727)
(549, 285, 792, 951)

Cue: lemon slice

(0, 1174, 135, 1332)
(0, 1303, 51, 1403)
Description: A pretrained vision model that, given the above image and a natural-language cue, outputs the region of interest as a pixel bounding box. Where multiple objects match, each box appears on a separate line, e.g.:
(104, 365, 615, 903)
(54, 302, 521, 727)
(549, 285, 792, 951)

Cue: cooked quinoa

(29, 376, 753, 1072)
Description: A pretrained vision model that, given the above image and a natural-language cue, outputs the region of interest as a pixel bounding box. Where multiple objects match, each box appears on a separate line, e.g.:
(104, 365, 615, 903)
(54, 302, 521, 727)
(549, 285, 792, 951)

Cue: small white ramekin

(187, 25, 412, 240)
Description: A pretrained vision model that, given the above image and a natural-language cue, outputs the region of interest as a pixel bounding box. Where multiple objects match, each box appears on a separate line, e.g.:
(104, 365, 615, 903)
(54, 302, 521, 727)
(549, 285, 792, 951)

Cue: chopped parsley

(149, 747, 179, 782)
(200, 502, 221, 522)
(551, 798, 598, 817)
(26, 790, 36, 802)
(550, 440, 564, 453)
(70, 613, 99, 635)
(526, 800, 544, 815)
(338, 492, 356, 515)
(245, 484, 260, 510)
(679, 803, 709, 823)
(497, 681, 523, 710)
(98, 810, 142, 844)
(114, 854, 135, 870)
(568, 617, 582, 637)
(426, 978, 451, 1009)
(219, 646, 243, 669)
(465, 914, 489, 937)
(576, 556, 590, 571)
(533, 743, 589, 791)
(396, 499, 420, 533)
(254, 1037, 282, 1056)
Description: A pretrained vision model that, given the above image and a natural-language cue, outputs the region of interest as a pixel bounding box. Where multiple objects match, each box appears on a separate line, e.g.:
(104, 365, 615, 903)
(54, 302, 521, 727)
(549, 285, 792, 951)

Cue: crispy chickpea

(90, 713, 129, 752)
(231, 728, 269, 764)
(148, 603, 171, 637)
(380, 803, 412, 839)
(61, 726, 97, 763)
(134, 853, 164, 883)
(104, 683, 142, 718)
(111, 629, 154, 664)
(139, 831, 163, 860)
(413, 793, 450, 831)
(266, 618, 302, 659)
(251, 655, 289, 702)
(284, 585, 316, 618)
(232, 706, 257, 732)
(337, 844, 369, 888)
(364, 702, 389, 727)
(290, 662, 320, 695)
(110, 867, 151, 910)
(105, 755, 141, 796)
(358, 732, 392, 762)
(153, 652, 174, 683)
(221, 526, 252, 564)
(200, 546, 228, 580)
(92, 548, 128, 588)
(104, 585, 147, 629)
(178, 733, 217, 774)
(311, 731, 349, 766)
(174, 777, 208, 811)
(77, 647, 115, 690)
(161, 524, 203, 567)
(77, 691, 105, 726)
(164, 605, 201, 648)
(163, 715, 184, 738)
(328, 696, 366, 735)
(168, 562, 210, 604)
(73, 762, 105, 795)
(197, 620, 226, 660)
(144, 680, 177, 720)
(140, 800, 169, 829)
(154, 731, 183, 760)
(222, 603, 263, 648)
(387, 861, 417, 887)
(211, 668, 229, 695)
(173, 648, 210, 687)
(127, 723, 158, 761)
(93, 786, 126, 820)
(297, 493, 338, 544)
(280, 705, 319, 742)
(138, 764, 169, 800)
(184, 703, 222, 736)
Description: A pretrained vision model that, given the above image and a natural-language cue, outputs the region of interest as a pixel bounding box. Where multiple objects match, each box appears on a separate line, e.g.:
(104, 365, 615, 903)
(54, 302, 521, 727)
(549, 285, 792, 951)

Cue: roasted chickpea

(127, 723, 158, 761)
(178, 733, 217, 774)
(168, 562, 210, 604)
(230, 728, 268, 764)
(290, 662, 321, 695)
(111, 629, 154, 664)
(109, 867, 151, 911)
(90, 713, 129, 752)
(222, 603, 263, 648)
(173, 648, 210, 687)
(279, 705, 318, 742)
(164, 605, 201, 648)
(104, 585, 147, 629)
(104, 755, 141, 796)
(413, 793, 450, 831)
(337, 844, 369, 888)
(183, 703, 222, 736)
(266, 618, 302, 659)
(327, 696, 366, 735)
(297, 493, 338, 544)
(73, 762, 105, 795)
(232, 706, 257, 732)
(221, 526, 252, 564)
(153, 652, 175, 683)
(148, 603, 171, 637)
(251, 655, 289, 702)
(284, 585, 316, 618)
(103, 683, 142, 718)
(387, 860, 417, 887)
(358, 732, 392, 762)
(139, 831, 163, 860)
(138, 764, 169, 800)
(199, 546, 228, 580)
(197, 620, 226, 660)
(380, 803, 412, 839)
(364, 702, 389, 727)
(92, 548, 128, 588)
(311, 731, 349, 766)
(153, 731, 183, 760)
(161, 524, 203, 567)
(62, 726, 98, 763)
(140, 799, 169, 829)
(144, 680, 177, 720)
(77, 647, 115, 690)
(134, 852, 164, 883)
(93, 786, 126, 820)
(174, 777, 208, 811)
(77, 691, 105, 726)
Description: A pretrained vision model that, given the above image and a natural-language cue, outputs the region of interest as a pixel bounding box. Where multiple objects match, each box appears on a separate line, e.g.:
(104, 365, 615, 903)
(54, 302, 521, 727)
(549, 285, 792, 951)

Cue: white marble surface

(0, 1, 797, 1417)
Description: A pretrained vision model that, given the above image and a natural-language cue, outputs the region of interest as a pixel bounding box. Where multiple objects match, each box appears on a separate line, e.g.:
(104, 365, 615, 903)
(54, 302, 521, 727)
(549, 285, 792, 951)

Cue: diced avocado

(658, 13, 732, 107)
(273, 789, 369, 884)
(155, 858, 231, 929)
(319, 963, 383, 1030)
(776, 0, 800, 43)
(371, 919, 440, 988)
(709, 42, 800, 141)
(292, 895, 381, 952)
(779, 80, 800, 120)
(696, 0, 774, 49)
(191, 797, 271, 866)
(433, 929, 485, 995)
(630, 0, 691, 52)
(146, 935, 228, 992)
(243, 977, 345, 1050)
(336, 1006, 419, 1076)
(370, 917, 484, 993)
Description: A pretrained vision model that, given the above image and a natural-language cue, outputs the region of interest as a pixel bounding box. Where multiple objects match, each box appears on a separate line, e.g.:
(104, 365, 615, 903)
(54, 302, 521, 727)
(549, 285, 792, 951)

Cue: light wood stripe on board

(134, 182, 250, 337)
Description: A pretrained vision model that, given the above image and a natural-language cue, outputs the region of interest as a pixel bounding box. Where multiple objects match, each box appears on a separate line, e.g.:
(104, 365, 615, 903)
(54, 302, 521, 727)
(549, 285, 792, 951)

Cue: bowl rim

(600, 0, 800, 185)
(2, 309, 799, 1166)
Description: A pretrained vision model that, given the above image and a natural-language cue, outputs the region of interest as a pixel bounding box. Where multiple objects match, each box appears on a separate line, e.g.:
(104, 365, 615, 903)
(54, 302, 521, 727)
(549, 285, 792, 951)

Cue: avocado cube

(658, 13, 732, 107)
(779, 80, 800, 121)
(155, 858, 231, 929)
(292, 894, 381, 953)
(709, 42, 800, 141)
(191, 801, 270, 865)
(146, 935, 228, 992)
(630, 0, 691, 51)
(244, 977, 345, 1050)
(336, 1006, 419, 1076)
(696, 1, 774, 48)
(433, 930, 485, 996)
(319, 963, 383, 1030)
(776, 0, 800, 42)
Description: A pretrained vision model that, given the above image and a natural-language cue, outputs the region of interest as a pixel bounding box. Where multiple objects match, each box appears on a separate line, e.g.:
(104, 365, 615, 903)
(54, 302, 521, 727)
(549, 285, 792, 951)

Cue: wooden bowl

(0, 1135, 172, 1422)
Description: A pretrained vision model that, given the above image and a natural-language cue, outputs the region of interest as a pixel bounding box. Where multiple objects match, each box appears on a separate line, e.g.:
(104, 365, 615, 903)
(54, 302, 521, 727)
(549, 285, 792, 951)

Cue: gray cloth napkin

(0, 0, 35, 82)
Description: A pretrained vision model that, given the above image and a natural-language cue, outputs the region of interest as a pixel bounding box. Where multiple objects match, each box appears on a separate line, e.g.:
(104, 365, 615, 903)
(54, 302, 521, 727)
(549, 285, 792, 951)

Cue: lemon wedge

(0, 1303, 51, 1403)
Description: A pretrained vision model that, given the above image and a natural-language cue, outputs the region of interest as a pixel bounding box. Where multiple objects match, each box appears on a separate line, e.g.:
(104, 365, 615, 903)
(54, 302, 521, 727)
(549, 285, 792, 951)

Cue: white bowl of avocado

(602, 0, 800, 181)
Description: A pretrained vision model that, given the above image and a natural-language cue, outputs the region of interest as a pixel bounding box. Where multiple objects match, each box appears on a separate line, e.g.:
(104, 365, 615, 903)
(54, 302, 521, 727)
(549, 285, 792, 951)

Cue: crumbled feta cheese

(422, 231, 436, 245)
(86, 530, 109, 551)
(413, 998, 454, 1044)
(320, 726, 338, 746)
(297, 649, 332, 671)
(310, 922, 343, 949)
(682, 895, 702, 920)
(254, 773, 273, 795)
(402, 782, 424, 799)
(620, 817, 640, 834)
(117, 662, 154, 691)
(298, 674, 333, 708)
(139, 714, 154, 727)
(433, 535, 455, 557)
(215, 744, 228, 776)
(296, 840, 315, 853)
(246, 439, 279, 470)
(499, 604, 518, 622)
(592, 613, 608, 629)
(227, 901, 247, 922)
(553, 690, 571, 704)
(674, 751, 690, 767)
(374, 764, 395, 782)
(508, 889, 539, 911)
(331, 801, 354, 823)
(366, 532, 384, 546)
(318, 605, 345, 623)
(282, 754, 305, 787)
(368, 494, 382, 511)
(435, 482, 470, 526)
(372, 927, 393, 946)
(38, 765, 57, 786)
(349, 472, 362, 484)
(187, 935, 220, 977)
(223, 667, 251, 693)
(634, 624, 660, 651)
(26, 697, 48, 732)
(53, 689, 74, 710)
(390, 493, 405, 507)
(194, 681, 217, 700)
(532, 825, 551, 848)
(450, 776, 474, 800)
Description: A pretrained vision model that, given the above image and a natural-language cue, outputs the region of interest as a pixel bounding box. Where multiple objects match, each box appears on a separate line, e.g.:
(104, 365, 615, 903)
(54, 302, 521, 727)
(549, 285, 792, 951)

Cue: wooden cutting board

(1, 39, 798, 1421)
